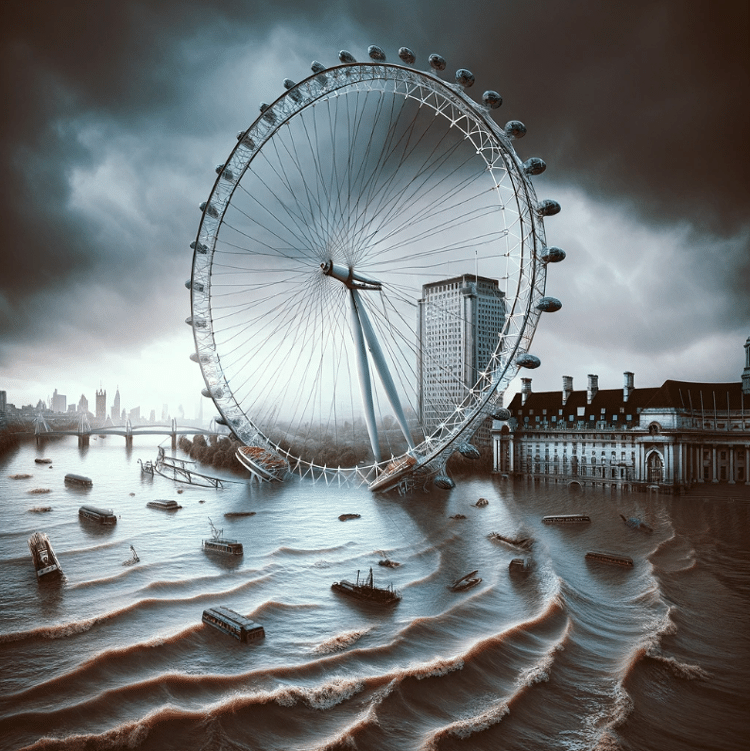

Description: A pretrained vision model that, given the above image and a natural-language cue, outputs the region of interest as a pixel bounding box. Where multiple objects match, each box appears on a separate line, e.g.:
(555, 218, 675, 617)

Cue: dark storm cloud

(0, 0, 747, 375)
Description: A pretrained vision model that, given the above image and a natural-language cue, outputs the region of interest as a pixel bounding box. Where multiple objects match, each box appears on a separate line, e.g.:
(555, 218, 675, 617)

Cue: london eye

(187, 45, 565, 492)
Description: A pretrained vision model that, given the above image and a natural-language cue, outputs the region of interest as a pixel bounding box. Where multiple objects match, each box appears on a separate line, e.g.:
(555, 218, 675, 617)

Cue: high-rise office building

(96, 389, 106, 423)
(51, 389, 67, 413)
(111, 387, 121, 423)
(78, 394, 88, 414)
(417, 274, 505, 444)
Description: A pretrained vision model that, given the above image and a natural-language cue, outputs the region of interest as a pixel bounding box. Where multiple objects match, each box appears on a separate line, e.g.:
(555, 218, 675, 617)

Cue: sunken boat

(585, 551, 634, 567)
(331, 567, 400, 604)
(64, 473, 93, 487)
(449, 569, 482, 592)
(202, 517, 243, 555)
(147, 499, 182, 511)
(620, 515, 653, 533)
(79, 505, 117, 525)
(202, 606, 265, 643)
(28, 532, 63, 578)
(542, 514, 591, 524)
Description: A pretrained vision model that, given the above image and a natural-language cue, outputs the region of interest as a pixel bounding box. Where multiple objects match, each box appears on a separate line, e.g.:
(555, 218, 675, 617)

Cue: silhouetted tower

(111, 387, 121, 423)
(96, 389, 106, 423)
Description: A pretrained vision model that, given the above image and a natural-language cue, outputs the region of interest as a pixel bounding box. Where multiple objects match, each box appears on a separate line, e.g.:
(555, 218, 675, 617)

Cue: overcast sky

(1, 0, 748, 420)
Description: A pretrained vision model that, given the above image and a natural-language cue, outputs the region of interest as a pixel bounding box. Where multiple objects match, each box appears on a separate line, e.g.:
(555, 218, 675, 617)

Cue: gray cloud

(1, 0, 747, 409)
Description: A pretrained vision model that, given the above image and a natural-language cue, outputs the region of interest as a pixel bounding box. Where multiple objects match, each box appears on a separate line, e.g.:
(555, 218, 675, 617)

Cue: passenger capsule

(215, 415, 228, 426)
(538, 199, 561, 217)
(185, 316, 193, 326)
(201, 388, 211, 398)
(505, 120, 526, 139)
(338, 50, 356, 63)
(190, 241, 208, 253)
(455, 69, 475, 87)
(541, 246, 566, 263)
(368, 45, 386, 61)
(523, 157, 546, 176)
(517, 354, 541, 369)
(482, 90, 503, 109)
(282, 79, 301, 102)
(215, 164, 234, 180)
(237, 131, 255, 149)
(458, 442, 481, 459)
(398, 47, 416, 64)
(434, 474, 455, 490)
(260, 103, 276, 123)
(311, 60, 326, 73)
(200, 202, 219, 218)
(185, 279, 191, 289)
(492, 408, 512, 421)
(536, 296, 562, 313)
(429, 53, 446, 71)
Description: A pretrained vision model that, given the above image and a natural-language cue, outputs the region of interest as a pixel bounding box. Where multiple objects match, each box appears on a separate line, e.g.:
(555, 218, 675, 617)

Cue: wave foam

(313, 628, 371, 654)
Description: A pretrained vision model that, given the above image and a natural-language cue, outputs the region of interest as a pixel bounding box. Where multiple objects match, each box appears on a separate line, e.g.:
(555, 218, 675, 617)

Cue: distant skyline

(1, 1, 748, 420)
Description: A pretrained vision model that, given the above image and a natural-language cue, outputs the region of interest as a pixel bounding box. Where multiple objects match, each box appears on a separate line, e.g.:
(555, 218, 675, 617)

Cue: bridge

(26, 414, 224, 449)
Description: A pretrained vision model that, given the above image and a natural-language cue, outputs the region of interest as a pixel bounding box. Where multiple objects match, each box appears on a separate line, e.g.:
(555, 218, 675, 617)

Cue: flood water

(1, 435, 748, 750)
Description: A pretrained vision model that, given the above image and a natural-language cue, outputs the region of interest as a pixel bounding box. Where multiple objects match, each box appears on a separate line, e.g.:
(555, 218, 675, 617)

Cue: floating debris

(586, 551, 634, 567)
(35, 458, 52, 464)
(473, 498, 489, 507)
(332, 568, 400, 604)
(28, 532, 62, 578)
(509, 557, 532, 573)
(488, 532, 533, 550)
(27, 488, 52, 494)
(620, 514, 653, 533)
(123, 545, 140, 566)
(449, 514, 467, 520)
(10, 474, 32, 479)
(338, 513, 361, 521)
(28, 506, 52, 513)
(378, 559, 400, 568)
(224, 511, 256, 518)
(449, 570, 481, 591)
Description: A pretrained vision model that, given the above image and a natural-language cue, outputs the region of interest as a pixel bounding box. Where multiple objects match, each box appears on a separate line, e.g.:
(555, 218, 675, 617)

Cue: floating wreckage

(488, 532, 533, 550)
(585, 551, 634, 568)
(378, 558, 400, 568)
(620, 514, 653, 533)
(28, 532, 62, 578)
(332, 567, 400, 604)
(203, 517, 243, 555)
(449, 514, 467, 520)
(509, 557, 532, 574)
(473, 498, 489, 507)
(449, 569, 482, 592)
(123, 545, 140, 566)
(338, 513, 361, 521)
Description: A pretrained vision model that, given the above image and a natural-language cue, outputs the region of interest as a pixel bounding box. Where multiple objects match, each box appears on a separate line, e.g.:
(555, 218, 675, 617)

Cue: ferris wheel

(187, 45, 565, 493)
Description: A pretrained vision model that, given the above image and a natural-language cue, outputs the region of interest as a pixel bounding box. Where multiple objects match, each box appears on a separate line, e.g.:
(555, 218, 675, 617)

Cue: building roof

(508, 379, 747, 422)
(508, 386, 658, 420)
(641, 381, 747, 412)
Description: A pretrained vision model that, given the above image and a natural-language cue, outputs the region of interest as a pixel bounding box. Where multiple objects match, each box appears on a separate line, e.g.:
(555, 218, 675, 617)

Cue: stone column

(729, 445, 735, 484)
(712, 444, 718, 483)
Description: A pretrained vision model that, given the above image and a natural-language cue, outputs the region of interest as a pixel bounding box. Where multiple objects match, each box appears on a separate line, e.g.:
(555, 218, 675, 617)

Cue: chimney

(743, 336, 750, 395)
(623, 371, 634, 402)
(586, 374, 598, 405)
(521, 377, 532, 406)
(562, 375, 573, 405)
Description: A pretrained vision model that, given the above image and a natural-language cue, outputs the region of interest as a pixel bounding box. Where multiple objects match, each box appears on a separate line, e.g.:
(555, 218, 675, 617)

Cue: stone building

(492, 337, 750, 493)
